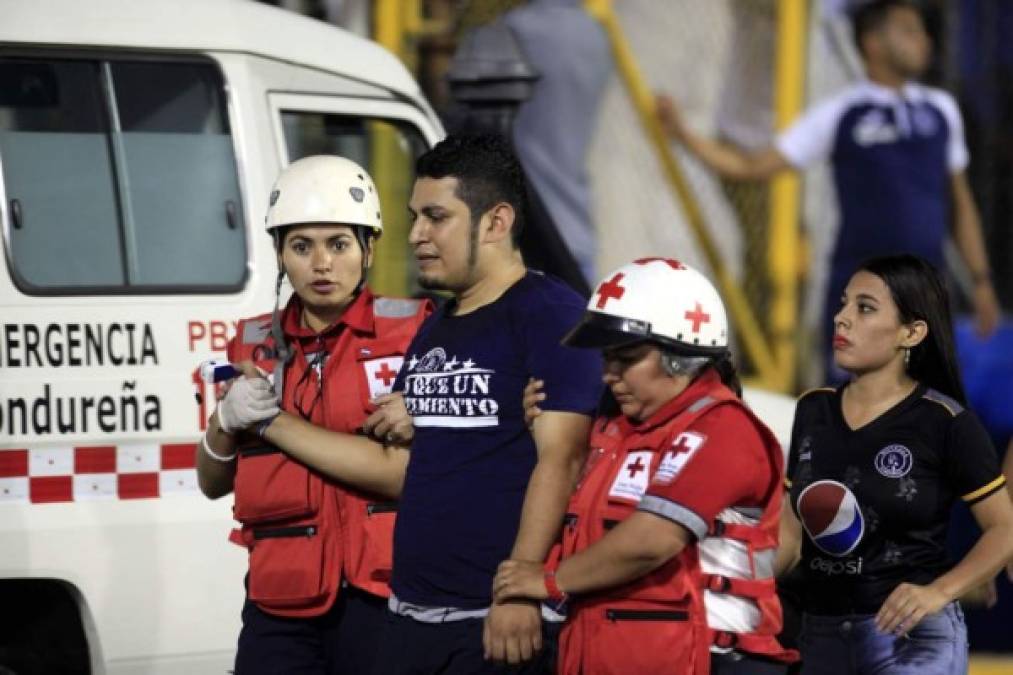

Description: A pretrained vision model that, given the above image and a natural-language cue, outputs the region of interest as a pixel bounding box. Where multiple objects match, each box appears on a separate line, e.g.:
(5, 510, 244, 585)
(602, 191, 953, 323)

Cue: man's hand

(482, 599, 542, 665)
(655, 93, 687, 142)
(364, 392, 413, 444)
(216, 374, 279, 433)
(972, 281, 1001, 337)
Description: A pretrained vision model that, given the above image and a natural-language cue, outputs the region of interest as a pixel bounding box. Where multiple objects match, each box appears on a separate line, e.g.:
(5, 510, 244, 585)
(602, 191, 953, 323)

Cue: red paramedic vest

(227, 288, 430, 618)
(556, 375, 793, 674)
(697, 407, 798, 663)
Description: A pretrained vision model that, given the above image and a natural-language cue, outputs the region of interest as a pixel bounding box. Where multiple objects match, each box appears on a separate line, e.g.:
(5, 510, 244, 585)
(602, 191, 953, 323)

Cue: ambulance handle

(225, 200, 238, 230)
(10, 199, 23, 230)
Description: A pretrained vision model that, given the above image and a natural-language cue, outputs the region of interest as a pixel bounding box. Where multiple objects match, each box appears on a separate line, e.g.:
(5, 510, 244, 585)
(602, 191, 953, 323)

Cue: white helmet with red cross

(563, 257, 729, 355)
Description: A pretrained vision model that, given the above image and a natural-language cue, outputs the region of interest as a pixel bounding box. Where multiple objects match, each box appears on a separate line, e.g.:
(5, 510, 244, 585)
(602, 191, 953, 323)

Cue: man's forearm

(263, 412, 409, 498)
(679, 129, 789, 182)
(951, 173, 991, 279)
(510, 412, 592, 562)
(510, 456, 582, 562)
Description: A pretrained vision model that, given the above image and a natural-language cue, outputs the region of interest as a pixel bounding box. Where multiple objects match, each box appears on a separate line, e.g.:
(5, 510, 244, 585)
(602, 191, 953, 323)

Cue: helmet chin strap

(352, 226, 376, 296)
(270, 230, 294, 399)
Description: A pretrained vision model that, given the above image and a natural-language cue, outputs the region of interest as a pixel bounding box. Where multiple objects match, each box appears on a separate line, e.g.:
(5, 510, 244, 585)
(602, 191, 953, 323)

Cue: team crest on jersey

(853, 109, 899, 146)
(609, 451, 653, 502)
(651, 432, 705, 485)
(797, 480, 865, 557)
(874, 444, 912, 478)
(362, 356, 404, 399)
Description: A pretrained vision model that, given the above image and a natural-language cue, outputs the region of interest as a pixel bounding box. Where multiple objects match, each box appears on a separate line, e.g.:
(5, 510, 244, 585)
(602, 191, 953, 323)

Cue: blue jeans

(799, 602, 968, 675)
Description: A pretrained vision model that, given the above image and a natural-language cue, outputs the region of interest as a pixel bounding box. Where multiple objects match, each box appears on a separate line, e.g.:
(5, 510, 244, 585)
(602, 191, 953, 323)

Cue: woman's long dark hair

(857, 255, 967, 404)
(712, 351, 743, 399)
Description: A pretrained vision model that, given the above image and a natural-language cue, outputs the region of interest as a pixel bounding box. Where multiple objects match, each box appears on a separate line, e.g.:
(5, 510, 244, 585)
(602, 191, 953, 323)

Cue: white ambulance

(0, 1, 442, 672)
(0, 2, 801, 673)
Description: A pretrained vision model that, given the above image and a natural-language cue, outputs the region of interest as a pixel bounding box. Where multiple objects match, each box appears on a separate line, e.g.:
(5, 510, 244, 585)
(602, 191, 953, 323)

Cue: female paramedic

(195, 156, 431, 675)
(778, 254, 1013, 675)
(493, 258, 796, 674)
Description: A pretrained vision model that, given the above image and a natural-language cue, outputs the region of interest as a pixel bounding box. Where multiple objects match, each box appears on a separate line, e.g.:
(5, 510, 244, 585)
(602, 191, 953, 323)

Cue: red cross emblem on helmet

(564, 258, 729, 353)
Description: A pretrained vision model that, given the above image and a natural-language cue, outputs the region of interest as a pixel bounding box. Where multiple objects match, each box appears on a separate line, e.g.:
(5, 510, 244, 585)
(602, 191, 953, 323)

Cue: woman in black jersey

(778, 255, 1013, 674)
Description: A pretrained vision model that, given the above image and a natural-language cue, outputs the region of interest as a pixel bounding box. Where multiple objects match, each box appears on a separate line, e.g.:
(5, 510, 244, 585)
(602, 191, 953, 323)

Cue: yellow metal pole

(769, 0, 808, 391)
(374, 0, 403, 59)
(371, 0, 418, 296)
(584, 0, 781, 387)
(371, 1, 449, 296)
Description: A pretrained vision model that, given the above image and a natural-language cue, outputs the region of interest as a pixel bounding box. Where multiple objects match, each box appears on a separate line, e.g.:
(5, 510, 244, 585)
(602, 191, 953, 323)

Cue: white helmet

(266, 155, 382, 234)
(564, 257, 729, 355)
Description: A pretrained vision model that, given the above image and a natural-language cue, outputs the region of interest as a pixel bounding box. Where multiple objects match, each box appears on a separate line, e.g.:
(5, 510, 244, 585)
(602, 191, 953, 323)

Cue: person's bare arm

(195, 410, 238, 499)
(950, 171, 1001, 336)
(363, 392, 414, 445)
(1005, 440, 1013, 582)
(493, 511, 691, 601)
(512, 411, 592, 560)
(484, 411, 592, 664)
(774, 494, 803, 577)
(656, 93, 792, 182)
(876, 488, 1013, 633)
(224, 360, 410, 497)
(261, 412, 409, 499)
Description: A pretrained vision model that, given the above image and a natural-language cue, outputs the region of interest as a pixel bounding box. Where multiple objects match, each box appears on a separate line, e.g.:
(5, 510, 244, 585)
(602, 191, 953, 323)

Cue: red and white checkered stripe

(0, 443, 198, 503)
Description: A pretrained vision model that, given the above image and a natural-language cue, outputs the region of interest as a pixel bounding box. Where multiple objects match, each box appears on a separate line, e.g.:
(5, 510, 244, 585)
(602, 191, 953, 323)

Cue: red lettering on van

(188, 321, 236, 353)
(188, 322, 206, 352)
(209, 321, 229, 352)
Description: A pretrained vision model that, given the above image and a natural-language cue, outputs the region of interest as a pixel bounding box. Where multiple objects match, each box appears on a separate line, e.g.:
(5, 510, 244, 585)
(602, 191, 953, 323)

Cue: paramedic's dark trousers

(235, 584, 387, 675)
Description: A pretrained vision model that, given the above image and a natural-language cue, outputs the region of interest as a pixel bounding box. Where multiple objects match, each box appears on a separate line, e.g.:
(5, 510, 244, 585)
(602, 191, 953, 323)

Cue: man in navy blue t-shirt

(371, 133, 601, 674)
(656, 0, 1000, 376)
(244, 135, 601, 673)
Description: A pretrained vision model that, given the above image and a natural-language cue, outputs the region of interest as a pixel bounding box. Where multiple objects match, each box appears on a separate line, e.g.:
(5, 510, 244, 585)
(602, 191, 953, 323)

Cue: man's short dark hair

(852, 0, 921, 58)
(414, 133, 527, 246)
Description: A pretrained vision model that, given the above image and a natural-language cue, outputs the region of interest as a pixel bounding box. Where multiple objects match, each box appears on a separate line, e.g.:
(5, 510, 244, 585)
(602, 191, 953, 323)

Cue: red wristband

(543, 568, 567, 603)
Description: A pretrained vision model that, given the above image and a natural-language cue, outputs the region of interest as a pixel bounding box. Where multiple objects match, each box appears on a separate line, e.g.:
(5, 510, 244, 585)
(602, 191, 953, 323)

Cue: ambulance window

(0, 55, 245, 294)
(0, 59, 124, 286)
(109, 61, 244, 287)
(281, 113, 427, 168)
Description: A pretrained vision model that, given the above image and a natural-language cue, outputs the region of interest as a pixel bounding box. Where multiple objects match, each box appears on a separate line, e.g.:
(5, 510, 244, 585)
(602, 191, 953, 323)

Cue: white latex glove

(216, 376, 280, 433)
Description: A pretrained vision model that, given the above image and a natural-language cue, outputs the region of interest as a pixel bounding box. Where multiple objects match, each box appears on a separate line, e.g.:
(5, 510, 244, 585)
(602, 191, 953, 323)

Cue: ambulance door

(0, 53, 251, 674)
(268, 93, 443, 297)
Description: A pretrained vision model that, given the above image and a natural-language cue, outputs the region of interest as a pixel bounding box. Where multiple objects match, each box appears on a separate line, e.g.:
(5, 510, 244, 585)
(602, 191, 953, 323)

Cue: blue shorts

(799, 602, 967, 675)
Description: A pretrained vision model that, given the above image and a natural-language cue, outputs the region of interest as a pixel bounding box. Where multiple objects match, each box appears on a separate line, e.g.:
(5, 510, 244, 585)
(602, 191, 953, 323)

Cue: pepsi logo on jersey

(797, 480, 865, 557)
